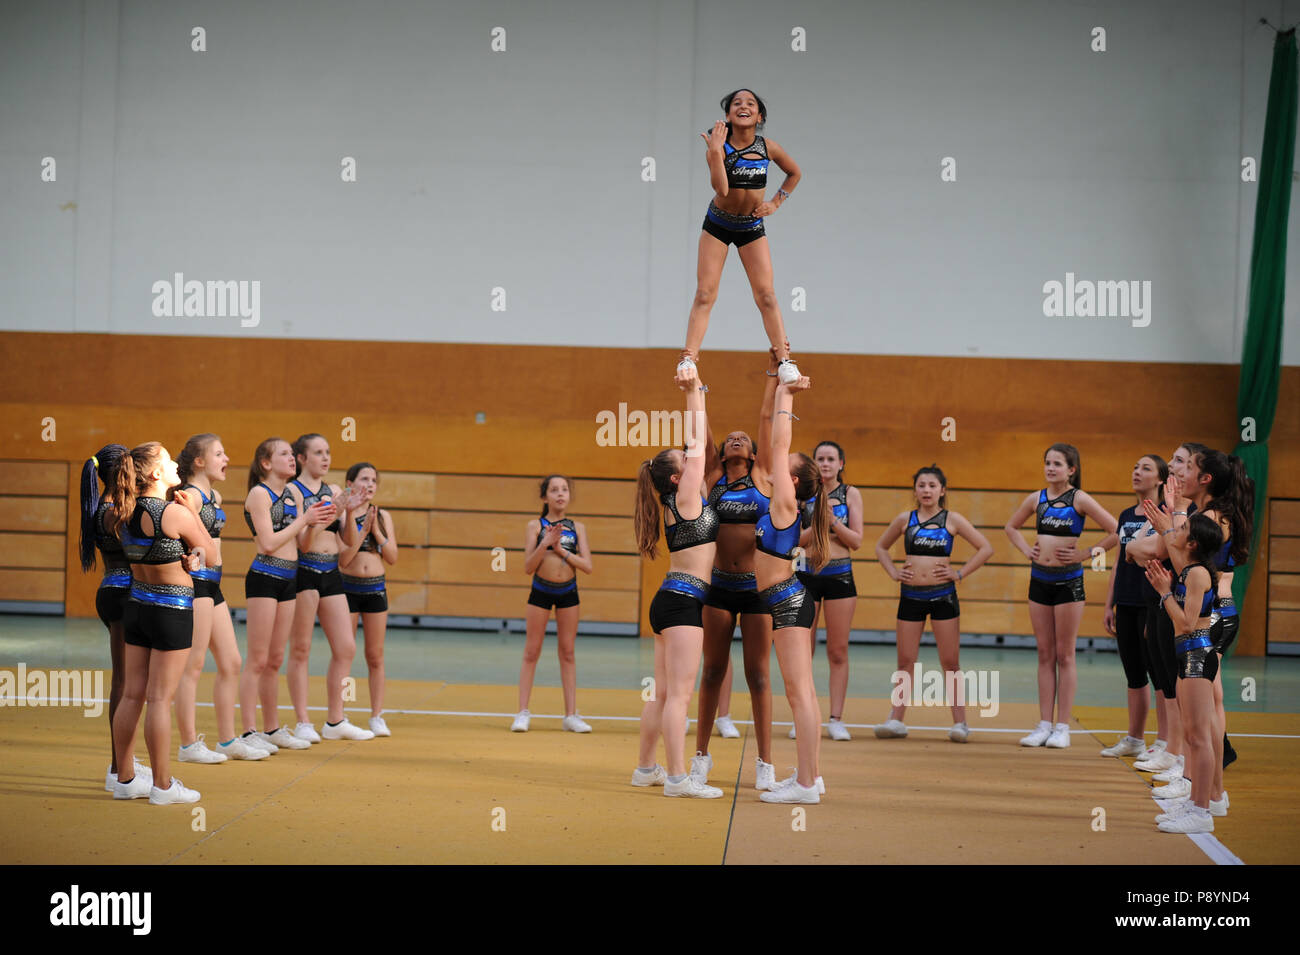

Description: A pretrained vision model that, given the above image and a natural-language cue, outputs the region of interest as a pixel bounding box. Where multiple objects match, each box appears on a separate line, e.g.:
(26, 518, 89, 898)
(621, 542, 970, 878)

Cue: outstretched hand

(701, 121, 727, 152)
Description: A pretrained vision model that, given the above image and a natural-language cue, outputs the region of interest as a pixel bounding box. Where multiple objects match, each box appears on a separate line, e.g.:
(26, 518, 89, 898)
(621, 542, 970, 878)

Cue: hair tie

(91, 455, 99, 469)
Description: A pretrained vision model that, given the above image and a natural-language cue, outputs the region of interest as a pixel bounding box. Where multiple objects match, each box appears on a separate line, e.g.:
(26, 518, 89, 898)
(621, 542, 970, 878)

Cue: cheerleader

(513, 475, 594, 732)
(798, 441, 864, 740)
(339, 463, 397, 735)
(80, 444, 152, 789)
(692, 348, 782, 790)
(754, 375, 827, 803)
(1143, 512, 1224, 833)
(873, 465, 993, 741)
(632, 370, 722, 797)
(174, 434, 265, 762)
(106, 442, 217, 804)
(239, 437, 334, 753)
(287, 434, 373, 742)
(1005, 444, 1118, 748)
(1099, 454, 1168, 759)
(678, 88, 802, 384)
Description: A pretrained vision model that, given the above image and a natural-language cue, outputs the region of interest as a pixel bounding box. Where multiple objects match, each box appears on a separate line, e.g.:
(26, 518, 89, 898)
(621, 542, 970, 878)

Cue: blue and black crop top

(723, 136, 768, 190)
(182, 484, 226, 539)
(243, 483, 299, 535)
(293, 478, 340, 533)
(1214, 535, 1240, 572)
(120, 497, 187, 565)
(1036, 488, 1085, 537)
(663, 494, 719, 553)
(94, 501, 128, 566)
(1173, 564, 1216, 618)
(537, 517, 578, 555)
(353, 513, 382, 553)
(904, 509, 954, 556)
(805, 483, 849, 528)
(708, 471, 771, 525)
(755, 508, 802, 560)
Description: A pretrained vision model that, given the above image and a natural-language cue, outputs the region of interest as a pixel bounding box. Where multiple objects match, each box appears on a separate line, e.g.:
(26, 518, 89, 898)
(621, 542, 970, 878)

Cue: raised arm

(754, 350, 780, 477)
(767, 379, 807, 525)
(677, 373, 709, 517)
(703, 122, 729, 197)
(522, 519, 548, 576)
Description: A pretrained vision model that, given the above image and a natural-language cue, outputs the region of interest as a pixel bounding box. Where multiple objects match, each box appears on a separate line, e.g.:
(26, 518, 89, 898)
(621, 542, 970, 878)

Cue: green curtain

(1230, 29, 1296, 650)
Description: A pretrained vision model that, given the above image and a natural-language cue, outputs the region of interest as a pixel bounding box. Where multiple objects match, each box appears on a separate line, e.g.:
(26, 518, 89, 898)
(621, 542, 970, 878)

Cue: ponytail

(793, 453, 830, 572)
(634, 451, 678, 559)
(1202, 450, 1255, 564)
(78, 444, 126, 571)
(108, 442, 162, 536)
(248, 437, 284, 491)
(808, 484, 831, 573)
(634, 462, 662, 559)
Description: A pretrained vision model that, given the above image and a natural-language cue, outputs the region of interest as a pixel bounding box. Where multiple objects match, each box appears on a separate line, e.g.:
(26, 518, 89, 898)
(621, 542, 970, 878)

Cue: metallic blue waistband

(810, 557, 852, 578)
(1214, 596, 1238, 618)
(129, 582, 194, 609)
(532, 575, 577, 596)
(706, 201, 763, 230)
(298, 552, 340, 573)
(1031, 562, 1084, 583)
(341, 574, 386, 594)
(190, 565, 222, 582)
(250, 554, 298, 579)
(901, 582, 956, 600)
(759, 576, 804, 607)
(1175, 630, 1214, 655)
(660, 572, 708, 601)
(100, 568, 132, 589)
(711, 569, 757, 592)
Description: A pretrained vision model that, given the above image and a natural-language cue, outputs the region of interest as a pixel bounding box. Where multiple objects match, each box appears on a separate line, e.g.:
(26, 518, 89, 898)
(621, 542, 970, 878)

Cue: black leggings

(1144, 601, 1179, 699)
(1114, 604, 1149, 690)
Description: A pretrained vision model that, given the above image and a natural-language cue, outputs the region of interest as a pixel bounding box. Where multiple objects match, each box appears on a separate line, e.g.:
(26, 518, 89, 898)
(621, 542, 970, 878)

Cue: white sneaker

(1155, 801, 1194, 824)
(828, 718, 852, 741)
(1135, 750, 1177, 773)
(716, 715, 741, 739)
(178, 734, 228, 764)
(1045, 723, 1071, 748)
(218, 737, 268, 760)
(149, 777, 200, 805)
(246, 731, 279, 754)
(1152, 757, 1187, 783)
(1138, 738, 1169, 762)
(1154, 776, 1191, 800)
(369, 715, 391, 737)
(875, 719, 907, 739)
(1209, 791, 1229, 817)
(105, 759, 152, 792)
(773, 770, 826, 795)
(1158, 807, 1213, 833)
(267, 726, 313, 749)
(112, 773, 151, 800)
(562, 714, 592, 733)
(320, 719, 375, 741)
(665, 774, 723, 798)
(690, 751, 713, 781)
(1100, 735, 1146, 757)
(760, 779, 819, 804)
(511, 710, 530, 732)
(788, 724, 797, 739)
(816, 775, 826, 795)
(777, 359, 801, 385)
(631, 764, 666, 787)
(1020, 721, 1052, 747)
(949, 721, 970, 743)
(293, 721, 322, 743)
(754, 758, 776, 791)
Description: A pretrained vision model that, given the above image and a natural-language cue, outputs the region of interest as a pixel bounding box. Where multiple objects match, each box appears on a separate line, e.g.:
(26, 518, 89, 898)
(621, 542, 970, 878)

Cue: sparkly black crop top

(663, 494, 720, 553)
(120, 497, 187, 565)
